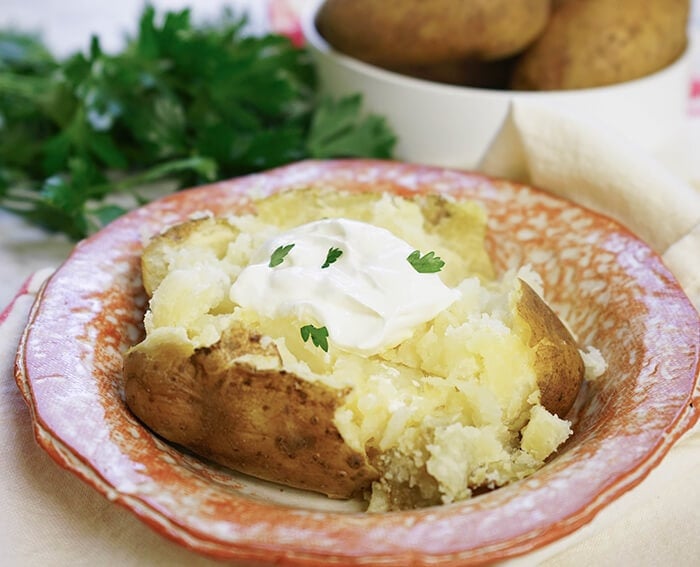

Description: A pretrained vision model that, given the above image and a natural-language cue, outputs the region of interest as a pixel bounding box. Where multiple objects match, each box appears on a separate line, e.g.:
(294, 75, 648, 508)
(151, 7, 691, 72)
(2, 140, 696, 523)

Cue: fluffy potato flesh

(124, 188, 595, 510)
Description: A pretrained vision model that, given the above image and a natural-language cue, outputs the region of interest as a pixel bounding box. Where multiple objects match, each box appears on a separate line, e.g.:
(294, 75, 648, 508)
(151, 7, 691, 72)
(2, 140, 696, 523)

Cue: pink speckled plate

(15, 160, 700, 565)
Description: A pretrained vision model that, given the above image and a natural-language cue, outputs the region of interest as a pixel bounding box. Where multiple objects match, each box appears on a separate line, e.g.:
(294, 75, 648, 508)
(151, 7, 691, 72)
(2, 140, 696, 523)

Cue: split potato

(124, 320, 379, 498)
(511, 0, 690, 90)
(315, 0, 552, 68)
(124, 188, 594, 510)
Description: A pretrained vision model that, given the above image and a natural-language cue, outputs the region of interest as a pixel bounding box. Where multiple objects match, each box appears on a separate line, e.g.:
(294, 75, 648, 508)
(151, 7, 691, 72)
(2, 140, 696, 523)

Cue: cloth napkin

(479, 100, 700, 310)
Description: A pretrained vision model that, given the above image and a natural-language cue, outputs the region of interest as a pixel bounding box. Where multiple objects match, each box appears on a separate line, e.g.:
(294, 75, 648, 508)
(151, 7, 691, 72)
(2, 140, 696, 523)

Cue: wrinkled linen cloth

(479, 99, 700, 311)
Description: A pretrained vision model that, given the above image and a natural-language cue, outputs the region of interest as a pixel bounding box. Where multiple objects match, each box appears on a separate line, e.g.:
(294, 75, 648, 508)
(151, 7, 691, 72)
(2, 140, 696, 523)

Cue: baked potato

(511, 0, 690, 90)
(315, 0, 552, 69)
(124, 187, 593, 510)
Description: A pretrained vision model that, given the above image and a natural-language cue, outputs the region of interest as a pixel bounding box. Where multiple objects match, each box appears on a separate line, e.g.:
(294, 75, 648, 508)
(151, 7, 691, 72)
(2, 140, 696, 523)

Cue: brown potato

(511, 0, 690, 90)
(513, 279, 584, 418)
(125, 323, 379, 499)
(123, 188, 588, 505)
(315, 0, 552, 68)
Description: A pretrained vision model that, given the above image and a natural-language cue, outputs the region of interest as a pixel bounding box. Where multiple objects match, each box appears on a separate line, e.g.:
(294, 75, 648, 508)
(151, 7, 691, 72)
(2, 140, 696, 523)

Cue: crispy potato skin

(124, 325, 379, 499)
(316, 0, 552, 68)
(514, 279, 584, 418)
(511, 0, 689, 90)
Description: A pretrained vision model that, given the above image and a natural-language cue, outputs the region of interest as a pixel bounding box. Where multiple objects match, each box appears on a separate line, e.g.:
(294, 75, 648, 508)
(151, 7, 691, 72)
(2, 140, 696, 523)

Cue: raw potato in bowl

(315, 0, 552, 68)
(510, 0, 690, 90)
(124, 188, 600, 511)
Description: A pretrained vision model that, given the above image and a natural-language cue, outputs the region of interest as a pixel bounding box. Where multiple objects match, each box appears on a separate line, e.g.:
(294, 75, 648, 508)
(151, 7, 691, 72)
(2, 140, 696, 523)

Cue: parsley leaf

(321, 246, 343, 268)
(307, 94, 396, 159)
(407, 250, 445, 273)
(269, 243, 294, 267)
(0, 7, 396, 239)
(300, 324, 329, 352)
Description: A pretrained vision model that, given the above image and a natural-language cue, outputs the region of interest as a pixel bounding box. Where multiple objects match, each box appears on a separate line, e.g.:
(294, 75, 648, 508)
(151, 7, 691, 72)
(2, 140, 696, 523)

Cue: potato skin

(124, 324, 379, 499)
(514, 279, 584, 418)
(511, 0, 689, 90)
(316, 0, 552, 68)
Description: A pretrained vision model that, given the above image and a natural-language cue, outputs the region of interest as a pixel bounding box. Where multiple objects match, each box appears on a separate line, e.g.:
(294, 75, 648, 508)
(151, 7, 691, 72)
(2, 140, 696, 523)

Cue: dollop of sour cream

(229, 218, 460, 356)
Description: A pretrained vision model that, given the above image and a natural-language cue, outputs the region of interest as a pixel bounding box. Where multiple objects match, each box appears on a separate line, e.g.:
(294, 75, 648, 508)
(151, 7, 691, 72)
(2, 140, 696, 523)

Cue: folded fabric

(479, 100, 700, 310)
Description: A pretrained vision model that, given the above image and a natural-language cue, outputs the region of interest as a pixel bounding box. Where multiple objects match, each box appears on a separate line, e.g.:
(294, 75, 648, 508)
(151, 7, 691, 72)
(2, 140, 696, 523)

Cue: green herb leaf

(321, 246, 343, 268)
(0, 7, 397, 240)
(0, 30, 56, 74)
(269, 243, 294, 267)
(306, 94, 396, 159)
(84, 203, 129, 234)
(407, 250, 445, 273)
(300, 324, 329, 352)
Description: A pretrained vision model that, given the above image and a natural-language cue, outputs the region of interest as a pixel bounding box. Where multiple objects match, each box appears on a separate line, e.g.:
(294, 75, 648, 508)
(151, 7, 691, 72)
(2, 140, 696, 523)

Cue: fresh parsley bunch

(0, 7, 396, 239)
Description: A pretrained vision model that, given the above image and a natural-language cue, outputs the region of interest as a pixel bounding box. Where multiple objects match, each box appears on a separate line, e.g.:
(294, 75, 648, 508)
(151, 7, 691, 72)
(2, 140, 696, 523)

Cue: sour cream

(229, 218, 459, 356)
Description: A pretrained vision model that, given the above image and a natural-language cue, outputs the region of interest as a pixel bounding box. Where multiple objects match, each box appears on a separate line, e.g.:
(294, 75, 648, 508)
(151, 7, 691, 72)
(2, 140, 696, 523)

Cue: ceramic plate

(15, 160, 700, 565)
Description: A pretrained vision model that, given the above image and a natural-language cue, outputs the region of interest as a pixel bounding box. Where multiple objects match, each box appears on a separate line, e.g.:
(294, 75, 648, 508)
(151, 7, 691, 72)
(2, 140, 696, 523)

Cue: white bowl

(302, 0, 692, 170)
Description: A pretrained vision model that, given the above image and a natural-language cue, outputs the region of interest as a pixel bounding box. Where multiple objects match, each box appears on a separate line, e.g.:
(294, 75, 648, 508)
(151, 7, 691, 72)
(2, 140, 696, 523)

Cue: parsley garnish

(269, 243, 294, 267)
(407, 250, 445, 273)
(0, 8, 396, 239)
(321, 247, 343, 268)
(300, 324, 329, 352)
(306, 94, 396, 159)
